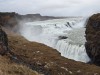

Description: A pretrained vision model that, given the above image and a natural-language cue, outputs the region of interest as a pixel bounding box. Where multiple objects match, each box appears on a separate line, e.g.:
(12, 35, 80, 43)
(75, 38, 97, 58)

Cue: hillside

(1, 28, 99, 75)
(0, 56, 42, 75)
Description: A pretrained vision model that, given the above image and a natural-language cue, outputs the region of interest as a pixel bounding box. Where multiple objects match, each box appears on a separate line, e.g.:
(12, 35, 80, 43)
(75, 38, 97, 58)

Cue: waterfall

(55, 28, 90, 63)
(55, 40, 90, 63)
(19, 18, 90, 63)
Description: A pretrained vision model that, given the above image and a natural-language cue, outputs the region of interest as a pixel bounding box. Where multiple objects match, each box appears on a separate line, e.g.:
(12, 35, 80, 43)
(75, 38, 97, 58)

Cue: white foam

(55, 40, 90, 62)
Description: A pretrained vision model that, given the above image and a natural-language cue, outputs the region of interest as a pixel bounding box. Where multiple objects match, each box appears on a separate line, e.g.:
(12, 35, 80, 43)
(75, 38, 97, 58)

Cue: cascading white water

(55, 40, 90, 62)
(55, 28, 90, 62)
(19, 18, 90, 63)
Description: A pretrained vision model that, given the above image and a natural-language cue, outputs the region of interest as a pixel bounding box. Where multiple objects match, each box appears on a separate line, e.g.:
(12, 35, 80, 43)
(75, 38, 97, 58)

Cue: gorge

(0, 12, 100, 75)
(19, 18, 90, 63)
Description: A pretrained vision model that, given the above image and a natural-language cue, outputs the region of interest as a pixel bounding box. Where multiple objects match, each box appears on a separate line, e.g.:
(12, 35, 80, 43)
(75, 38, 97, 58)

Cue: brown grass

(6, 33, 100, 75)
(0, 55, 43, 75)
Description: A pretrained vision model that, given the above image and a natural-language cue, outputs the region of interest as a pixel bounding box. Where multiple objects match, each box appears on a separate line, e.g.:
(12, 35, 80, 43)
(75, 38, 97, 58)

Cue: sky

(0, 0, 100, 16)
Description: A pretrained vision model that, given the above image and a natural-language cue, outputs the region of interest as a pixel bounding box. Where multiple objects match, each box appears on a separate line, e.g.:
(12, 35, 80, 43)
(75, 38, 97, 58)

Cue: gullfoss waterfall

(19, 18, 90, 63)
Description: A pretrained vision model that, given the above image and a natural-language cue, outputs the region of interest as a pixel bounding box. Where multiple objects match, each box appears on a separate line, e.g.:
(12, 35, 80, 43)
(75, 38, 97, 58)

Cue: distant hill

(0, 12, 66, 27)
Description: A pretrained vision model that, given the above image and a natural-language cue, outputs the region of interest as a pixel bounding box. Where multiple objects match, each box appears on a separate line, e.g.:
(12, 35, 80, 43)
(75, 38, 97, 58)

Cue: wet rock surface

(85, 13, 100, 65)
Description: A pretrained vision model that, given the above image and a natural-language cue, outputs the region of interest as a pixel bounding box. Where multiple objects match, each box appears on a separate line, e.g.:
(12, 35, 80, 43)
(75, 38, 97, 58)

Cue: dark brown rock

(0, 12, 18, 27)
(85, 13, 100, 65)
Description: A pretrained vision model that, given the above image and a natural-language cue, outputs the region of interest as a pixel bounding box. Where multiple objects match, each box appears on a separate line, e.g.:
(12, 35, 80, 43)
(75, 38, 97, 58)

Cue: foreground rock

(85, 13, 100, 65)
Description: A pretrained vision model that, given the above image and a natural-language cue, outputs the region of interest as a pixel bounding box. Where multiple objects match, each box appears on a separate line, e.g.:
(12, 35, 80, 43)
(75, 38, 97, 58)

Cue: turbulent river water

(19, 18, 90, 63)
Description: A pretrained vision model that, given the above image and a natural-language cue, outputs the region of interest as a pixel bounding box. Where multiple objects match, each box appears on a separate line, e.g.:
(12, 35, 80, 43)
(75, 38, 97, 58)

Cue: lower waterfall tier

(55, 40, 90, 63)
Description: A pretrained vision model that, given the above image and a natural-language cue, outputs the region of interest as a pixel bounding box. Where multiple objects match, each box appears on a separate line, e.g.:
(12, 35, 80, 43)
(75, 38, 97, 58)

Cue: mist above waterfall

(18, 18, 90, 62)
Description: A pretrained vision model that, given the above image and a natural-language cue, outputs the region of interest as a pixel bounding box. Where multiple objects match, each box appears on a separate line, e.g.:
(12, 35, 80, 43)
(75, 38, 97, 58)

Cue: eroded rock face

(0, 27, 9, 55)
(0, 12, 19, 28)
(85, 13, 100, 65)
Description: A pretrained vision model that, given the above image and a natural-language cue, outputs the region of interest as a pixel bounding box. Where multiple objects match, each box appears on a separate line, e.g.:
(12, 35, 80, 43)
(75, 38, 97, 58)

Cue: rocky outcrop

(0, 27, 9, 55)
(0, 12, 18, 27)
(85, 13, 100, 65)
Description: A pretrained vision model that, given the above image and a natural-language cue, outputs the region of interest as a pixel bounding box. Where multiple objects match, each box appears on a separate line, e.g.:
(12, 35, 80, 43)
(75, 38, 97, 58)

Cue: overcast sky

(0, 0, 100, 16)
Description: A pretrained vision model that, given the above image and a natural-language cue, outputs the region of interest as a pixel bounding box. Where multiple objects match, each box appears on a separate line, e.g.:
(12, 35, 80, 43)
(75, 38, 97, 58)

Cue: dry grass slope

(0, 27, 100, 75)
(7, 33, 100, 75)
(0, 56, 42, 75)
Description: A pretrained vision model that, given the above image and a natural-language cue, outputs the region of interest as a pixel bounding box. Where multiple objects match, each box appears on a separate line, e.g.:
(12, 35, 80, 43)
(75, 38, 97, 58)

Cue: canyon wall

(85, 13, 100, 65)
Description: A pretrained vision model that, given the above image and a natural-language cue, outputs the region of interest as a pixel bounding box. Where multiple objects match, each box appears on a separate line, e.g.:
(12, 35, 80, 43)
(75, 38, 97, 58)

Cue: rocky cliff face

(0, 12, 18, 27)
(85, 13, 100, 65)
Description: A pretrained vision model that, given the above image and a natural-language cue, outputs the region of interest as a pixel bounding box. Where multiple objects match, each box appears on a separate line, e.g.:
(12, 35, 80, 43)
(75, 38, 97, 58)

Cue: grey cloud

(0, 0, 100, 16)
